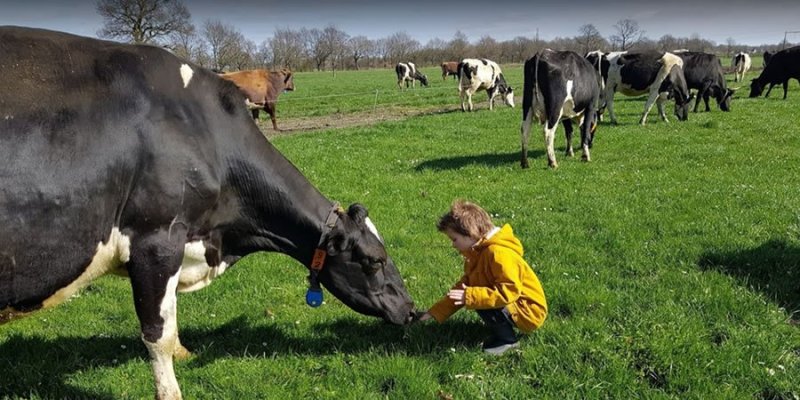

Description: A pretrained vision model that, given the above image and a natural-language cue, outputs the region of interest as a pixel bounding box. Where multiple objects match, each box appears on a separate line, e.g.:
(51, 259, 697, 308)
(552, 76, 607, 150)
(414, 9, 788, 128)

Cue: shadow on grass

(415, 151, 539, 171)
(0, 315, 488, 398)
(698, 239, 800, 314)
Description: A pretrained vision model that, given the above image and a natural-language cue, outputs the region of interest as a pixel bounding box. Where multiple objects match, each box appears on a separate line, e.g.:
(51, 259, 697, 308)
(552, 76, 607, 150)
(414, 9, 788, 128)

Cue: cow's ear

(347, 203, 368, 226)
(326, 232, 347, 256)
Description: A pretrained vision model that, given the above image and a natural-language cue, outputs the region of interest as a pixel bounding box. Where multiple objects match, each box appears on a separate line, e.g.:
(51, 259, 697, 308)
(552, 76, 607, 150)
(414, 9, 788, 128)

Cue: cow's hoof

(548, 161, 559, 169)
(174, 344, 193, 361)
(582, 155, 590, 162)
(520, 161, 529, 169)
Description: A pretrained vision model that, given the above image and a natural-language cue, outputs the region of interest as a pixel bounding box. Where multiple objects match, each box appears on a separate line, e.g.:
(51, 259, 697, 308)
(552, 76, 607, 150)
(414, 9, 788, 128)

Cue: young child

(419, 200, 547, 355)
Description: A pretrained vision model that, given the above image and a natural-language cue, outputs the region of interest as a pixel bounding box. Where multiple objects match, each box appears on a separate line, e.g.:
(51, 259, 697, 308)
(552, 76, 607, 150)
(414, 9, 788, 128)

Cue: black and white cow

(732, 52, 751, 83)
(0, 27, 416, 400)
(675, 51, 734, 112)
(458, 58, 515, 111)
(749, 45, 800, 99)
(395, 62, 429, 89)
(590, 51, 693, 125)
(520, 50, 600, 169)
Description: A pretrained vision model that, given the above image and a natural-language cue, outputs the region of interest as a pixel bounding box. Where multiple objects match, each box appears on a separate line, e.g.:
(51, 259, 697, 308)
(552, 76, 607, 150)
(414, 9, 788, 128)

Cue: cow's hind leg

(128, 229, 188, 400)
(562, 119, 574, 157)
(579, 113, 593, 162)
(783, 80, 789, 99)
(520, 108, 534, 168)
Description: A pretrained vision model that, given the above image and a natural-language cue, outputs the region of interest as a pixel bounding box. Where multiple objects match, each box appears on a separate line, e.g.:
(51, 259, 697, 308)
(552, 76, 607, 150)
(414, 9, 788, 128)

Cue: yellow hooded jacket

(427, 224, 547, 333)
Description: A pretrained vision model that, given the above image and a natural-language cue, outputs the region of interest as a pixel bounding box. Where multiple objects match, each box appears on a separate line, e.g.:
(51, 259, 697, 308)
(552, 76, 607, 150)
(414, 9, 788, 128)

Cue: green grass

(2, 66, 800, 399)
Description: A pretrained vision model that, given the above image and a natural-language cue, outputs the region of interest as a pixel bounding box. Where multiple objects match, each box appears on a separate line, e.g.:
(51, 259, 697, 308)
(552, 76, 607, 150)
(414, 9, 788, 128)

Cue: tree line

(97, 0, 792, 72)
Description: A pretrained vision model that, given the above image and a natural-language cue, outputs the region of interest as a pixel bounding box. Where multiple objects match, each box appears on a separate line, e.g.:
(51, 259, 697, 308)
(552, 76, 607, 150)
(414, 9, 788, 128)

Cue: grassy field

(2, 62, 800, 399)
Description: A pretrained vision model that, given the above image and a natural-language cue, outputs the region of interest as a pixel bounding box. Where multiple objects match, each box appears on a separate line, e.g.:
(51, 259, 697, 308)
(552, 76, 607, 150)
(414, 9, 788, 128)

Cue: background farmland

(2, 59, 799, 399)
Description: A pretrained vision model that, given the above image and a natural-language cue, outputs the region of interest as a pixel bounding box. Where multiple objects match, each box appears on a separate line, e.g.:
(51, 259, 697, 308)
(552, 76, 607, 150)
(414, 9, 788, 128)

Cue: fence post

(374, 89, 379, 111)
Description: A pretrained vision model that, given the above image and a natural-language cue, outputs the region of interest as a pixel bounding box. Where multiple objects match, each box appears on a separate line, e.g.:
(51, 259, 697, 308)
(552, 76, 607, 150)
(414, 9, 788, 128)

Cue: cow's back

(219, 70, 270, 104)
(0, 26, 248, 316)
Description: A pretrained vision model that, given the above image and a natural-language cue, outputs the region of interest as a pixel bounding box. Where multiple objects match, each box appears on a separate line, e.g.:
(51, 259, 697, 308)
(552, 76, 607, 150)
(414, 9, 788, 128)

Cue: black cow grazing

(763, 50, 774, 67)
(675, 51, 734, 112)
(594, 51, 693, 125)
(395, 62, 429, 89)
(0, 27, 416, 400)
(520, 50, 600, 169)
(749, 45, 800, 99)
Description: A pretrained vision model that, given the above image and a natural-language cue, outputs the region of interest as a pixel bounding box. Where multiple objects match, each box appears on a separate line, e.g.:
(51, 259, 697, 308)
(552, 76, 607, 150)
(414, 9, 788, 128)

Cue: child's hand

(447, 283, 467, 305)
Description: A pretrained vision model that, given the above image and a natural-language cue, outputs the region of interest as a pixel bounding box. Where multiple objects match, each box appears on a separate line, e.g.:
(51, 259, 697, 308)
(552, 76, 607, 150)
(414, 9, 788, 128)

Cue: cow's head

(279, 68, 295, 92)
(317, 203, 416, 325)
(717, 88, 734, 111)
(416, 72, 429, 87)
(503, 87, 515, 108)
(673, 92, 693, 121)
(749, 79, 764, 98)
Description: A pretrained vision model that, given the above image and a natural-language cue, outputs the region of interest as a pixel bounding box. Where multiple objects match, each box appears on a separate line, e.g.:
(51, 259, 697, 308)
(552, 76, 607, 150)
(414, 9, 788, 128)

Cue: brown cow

(218, 68, 294, 130)
(441, 61, 459, 80)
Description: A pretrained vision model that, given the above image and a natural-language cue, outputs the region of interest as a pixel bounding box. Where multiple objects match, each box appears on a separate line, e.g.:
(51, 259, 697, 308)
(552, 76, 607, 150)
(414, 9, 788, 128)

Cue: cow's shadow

(0, 316, 487, 398)
(415, 150, 541, 171)
(698, 239, 800, 314)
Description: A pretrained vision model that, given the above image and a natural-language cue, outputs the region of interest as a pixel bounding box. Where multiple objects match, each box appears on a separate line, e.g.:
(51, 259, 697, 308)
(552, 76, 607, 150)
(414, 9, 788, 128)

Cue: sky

(1, 0, 799, 47)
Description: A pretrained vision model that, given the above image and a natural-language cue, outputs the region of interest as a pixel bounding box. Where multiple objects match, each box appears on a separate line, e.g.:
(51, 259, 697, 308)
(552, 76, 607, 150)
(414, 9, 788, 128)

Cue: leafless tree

(725, 37, 737, 56)
(270, 28, 307, 70)
(202, 20, 252, 71)
(348, 35, 374, 70)
(474, 36, 500, 61)
(446, 31, 471, 60)
(505, 36, 537, 63)
(576, 24, 608, 55)
(609, 18, 644, 51)
(306, 25, 350, 71)
(96, 0, 192, 44)
(384, 31, 420, 64)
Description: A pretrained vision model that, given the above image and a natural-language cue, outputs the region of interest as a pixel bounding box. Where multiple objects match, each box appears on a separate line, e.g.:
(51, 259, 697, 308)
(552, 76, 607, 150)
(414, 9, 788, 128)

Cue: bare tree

(505, 36, 537, 63)
(348, 36, 374, 70)
(306, 25, 349, 71)
(384, 32, 420, 64)
(609, 18, 644, 51)
(576, 24, 607, 55)
(270, 28, 306, 70)
(474, 36, 500, 61)
(202, 20, 251, 71)
(446, 31, 471, 60)
(725, 37, 737, 56)
(96, 0, 192, 44)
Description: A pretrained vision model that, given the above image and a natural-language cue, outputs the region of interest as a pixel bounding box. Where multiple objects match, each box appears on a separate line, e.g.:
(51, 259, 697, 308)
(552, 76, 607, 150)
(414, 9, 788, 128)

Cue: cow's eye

(361, 259, 383, 275)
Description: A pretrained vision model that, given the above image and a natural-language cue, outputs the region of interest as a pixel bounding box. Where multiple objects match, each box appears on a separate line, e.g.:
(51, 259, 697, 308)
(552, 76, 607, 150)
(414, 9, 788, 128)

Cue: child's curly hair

(436, 200, 494, 240)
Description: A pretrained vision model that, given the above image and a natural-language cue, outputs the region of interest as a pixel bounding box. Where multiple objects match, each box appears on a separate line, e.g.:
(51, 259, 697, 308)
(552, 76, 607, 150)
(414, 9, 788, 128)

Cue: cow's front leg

(656, 93, 669, 123)
(128, 229, 187, 400)
(562, 119, 574, 157)
(639, 90, 661, 125)
(605, 89, 618, 125)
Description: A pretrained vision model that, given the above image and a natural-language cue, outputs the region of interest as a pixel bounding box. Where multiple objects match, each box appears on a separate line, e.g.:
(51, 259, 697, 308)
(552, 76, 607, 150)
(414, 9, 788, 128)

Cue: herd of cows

(1, 25, 800, 400)
(395, 45, 800, 168)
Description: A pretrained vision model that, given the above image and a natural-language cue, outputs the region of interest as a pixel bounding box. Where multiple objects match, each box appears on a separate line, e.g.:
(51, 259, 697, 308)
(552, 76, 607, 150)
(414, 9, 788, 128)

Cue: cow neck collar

(310, 202, 343, 271)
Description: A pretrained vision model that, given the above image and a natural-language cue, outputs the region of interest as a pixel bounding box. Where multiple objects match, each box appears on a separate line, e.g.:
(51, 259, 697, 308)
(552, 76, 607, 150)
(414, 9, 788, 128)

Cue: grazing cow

(749, 45, 800, 99)
(520, 50, 600, 169)
(675, 51, 734, 112)
(458, 58, 515, 111)
(441, 61, 460, 80)
(218, 68, 294, 131)
(0, 27, 416, 400)
(395, 62, 429, 89)
(763, 50, 774, 67)
(732, 52, 751, 82)
(590, 51, 693, 125)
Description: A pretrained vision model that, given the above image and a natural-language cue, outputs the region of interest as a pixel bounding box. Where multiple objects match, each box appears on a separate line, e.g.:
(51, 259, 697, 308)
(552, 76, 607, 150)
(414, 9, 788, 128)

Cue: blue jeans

(476, 307, 517, 344)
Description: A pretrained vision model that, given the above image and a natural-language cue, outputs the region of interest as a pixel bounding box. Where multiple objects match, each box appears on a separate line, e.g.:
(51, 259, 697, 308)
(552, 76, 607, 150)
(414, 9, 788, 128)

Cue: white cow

(458, 58, 514, 111)
(732, 52, 751, 82)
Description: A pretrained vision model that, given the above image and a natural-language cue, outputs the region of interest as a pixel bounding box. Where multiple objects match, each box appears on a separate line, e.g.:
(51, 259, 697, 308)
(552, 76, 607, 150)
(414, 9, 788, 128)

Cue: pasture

(2, 61, 800, 399)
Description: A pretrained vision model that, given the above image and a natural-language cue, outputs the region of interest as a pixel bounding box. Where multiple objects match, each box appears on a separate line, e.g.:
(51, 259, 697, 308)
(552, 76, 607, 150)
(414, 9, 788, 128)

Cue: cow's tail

(522, 54, 539, 122)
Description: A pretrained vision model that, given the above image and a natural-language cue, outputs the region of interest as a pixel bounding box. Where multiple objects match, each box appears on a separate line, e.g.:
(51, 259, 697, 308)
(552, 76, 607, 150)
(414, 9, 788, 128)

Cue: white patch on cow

(364, 217, 384, 244)
(41, 227, 131, 309)
(562, 80, 578, 118)
(144, 268, 182, 400)
(179, 64, 193, 88)
(176, 240, 228, 293)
